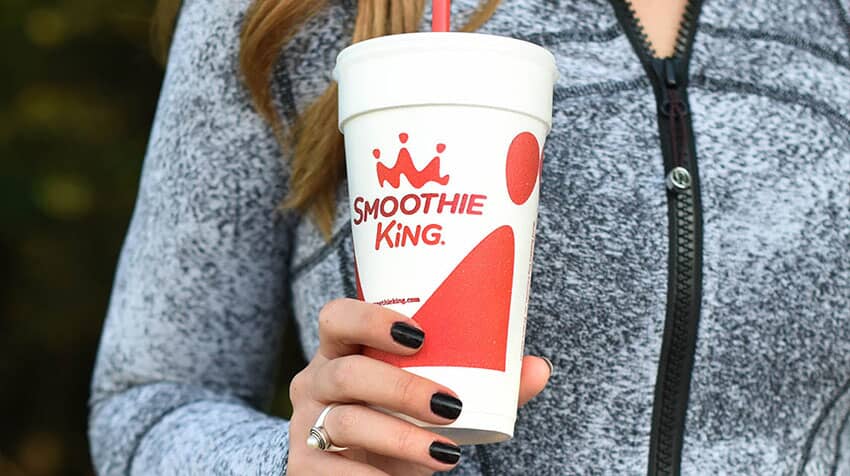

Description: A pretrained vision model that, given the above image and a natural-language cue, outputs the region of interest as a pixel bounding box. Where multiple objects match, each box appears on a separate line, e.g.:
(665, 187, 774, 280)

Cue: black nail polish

(430, 393, 462, 420)
(430, 441, 461, 465)
(391, 322, 424, 349)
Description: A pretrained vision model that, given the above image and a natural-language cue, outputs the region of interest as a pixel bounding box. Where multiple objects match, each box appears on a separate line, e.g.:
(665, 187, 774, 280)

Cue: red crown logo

(373, 133, 450, 189)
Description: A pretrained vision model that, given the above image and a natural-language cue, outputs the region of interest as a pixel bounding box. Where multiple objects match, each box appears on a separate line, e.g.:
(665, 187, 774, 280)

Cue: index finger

(317, 298, 425, 360)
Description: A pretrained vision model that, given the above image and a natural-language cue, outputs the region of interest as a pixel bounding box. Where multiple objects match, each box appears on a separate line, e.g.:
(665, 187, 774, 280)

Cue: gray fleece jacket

(89, 0, 850, 474)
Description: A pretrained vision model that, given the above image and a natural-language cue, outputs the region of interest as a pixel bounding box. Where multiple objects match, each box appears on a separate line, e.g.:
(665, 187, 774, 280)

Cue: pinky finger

(289, 452, 390, 476)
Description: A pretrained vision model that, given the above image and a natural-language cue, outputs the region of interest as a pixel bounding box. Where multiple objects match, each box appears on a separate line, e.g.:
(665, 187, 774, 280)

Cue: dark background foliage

(0, 2, 299, 474)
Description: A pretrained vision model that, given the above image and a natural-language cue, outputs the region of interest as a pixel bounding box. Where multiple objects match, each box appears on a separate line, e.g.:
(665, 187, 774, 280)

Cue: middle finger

(313, 354, 463, 424)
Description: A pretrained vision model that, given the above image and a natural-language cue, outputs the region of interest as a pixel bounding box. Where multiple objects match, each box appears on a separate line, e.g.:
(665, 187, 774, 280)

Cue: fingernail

(430, 393, 462, 420)
(429, 441, 461, 465)
(391, 321, 424, 349)
(542, 357, 554, 375)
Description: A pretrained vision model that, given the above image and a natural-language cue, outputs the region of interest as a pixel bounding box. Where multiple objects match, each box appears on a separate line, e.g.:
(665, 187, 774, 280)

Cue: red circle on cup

(505, 132, 541, 205)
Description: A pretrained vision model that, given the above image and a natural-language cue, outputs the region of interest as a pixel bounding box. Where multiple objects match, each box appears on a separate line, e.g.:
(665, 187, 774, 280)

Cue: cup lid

(333, 33, 559, 131)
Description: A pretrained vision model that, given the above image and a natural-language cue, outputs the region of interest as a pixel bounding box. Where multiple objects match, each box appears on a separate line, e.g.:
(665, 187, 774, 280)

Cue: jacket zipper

(608, 2, 705, 475)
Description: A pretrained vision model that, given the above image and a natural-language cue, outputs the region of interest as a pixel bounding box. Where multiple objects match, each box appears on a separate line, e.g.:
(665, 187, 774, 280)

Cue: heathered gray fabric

(89, 0, 850, 474)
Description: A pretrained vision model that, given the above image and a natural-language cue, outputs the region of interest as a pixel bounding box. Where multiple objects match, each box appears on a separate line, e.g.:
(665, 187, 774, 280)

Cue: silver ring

(306, 403, 348, 452)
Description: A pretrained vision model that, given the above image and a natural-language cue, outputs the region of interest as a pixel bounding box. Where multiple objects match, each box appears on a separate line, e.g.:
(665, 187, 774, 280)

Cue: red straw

(432, 0, 451, 32)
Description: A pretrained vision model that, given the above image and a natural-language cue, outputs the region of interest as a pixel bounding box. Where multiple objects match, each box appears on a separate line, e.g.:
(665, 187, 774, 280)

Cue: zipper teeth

(621, 0, 657, 57)
(621, 0, 700, 60)
(673, 2, 699, 59)
(656, 189, 697, 475)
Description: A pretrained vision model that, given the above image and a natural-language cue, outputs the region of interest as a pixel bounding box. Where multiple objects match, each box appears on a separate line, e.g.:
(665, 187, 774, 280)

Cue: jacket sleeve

(88, 0, 299, 473)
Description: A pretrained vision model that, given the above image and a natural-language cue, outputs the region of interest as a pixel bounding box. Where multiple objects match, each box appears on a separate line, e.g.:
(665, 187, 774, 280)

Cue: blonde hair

(154, 0, 501, 238)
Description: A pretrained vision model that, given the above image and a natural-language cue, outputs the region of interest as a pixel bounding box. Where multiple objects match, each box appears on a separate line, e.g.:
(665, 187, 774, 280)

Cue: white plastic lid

(333, 32, 558, 131)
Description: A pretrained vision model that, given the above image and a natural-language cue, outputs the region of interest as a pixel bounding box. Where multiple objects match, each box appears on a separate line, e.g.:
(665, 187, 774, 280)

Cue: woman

(89, 0, 850, 474)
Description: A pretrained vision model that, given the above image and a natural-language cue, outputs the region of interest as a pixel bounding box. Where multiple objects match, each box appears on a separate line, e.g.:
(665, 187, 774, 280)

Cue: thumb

(517, 355, 553, 407)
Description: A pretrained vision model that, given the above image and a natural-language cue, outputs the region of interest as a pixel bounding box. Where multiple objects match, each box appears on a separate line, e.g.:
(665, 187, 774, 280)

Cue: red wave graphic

(377, 147, 450, 189)
(365, 226, 515, 371)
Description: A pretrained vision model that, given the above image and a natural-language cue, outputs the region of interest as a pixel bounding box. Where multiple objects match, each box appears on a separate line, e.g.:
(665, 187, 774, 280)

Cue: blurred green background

(1, 1, 299, 475)
(0, 1, 163, 474)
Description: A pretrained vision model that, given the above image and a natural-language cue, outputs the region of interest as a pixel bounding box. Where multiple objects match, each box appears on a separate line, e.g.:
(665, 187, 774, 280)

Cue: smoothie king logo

(352, 133, 489, 251)
(361, 130, 545, 372)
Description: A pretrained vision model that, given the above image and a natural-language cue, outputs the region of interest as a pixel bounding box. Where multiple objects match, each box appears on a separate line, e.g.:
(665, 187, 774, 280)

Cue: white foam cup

(333, 32, 558, 445)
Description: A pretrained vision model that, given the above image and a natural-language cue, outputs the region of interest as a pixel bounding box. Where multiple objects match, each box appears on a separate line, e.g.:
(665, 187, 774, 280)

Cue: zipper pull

(652, 58, 673, 112)
(653, 58, 693, 192)
(654, 58, 688, 118)
(661, 57, 677, 88)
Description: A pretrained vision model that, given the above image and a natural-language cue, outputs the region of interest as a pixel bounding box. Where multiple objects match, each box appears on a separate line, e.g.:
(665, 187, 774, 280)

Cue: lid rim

(334, 32, 557, 78)
(338, 102, 554, 132)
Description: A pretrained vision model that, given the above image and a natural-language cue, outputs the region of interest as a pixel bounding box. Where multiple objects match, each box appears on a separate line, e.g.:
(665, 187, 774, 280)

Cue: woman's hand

(286, 298, 552, 476)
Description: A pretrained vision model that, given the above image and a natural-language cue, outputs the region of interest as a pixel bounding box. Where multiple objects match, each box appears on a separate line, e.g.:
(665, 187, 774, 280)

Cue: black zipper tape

(608, 2, 706, 475)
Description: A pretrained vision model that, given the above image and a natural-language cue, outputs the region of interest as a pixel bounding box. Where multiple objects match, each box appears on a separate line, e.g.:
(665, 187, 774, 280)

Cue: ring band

(306, 403, 348, 452)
